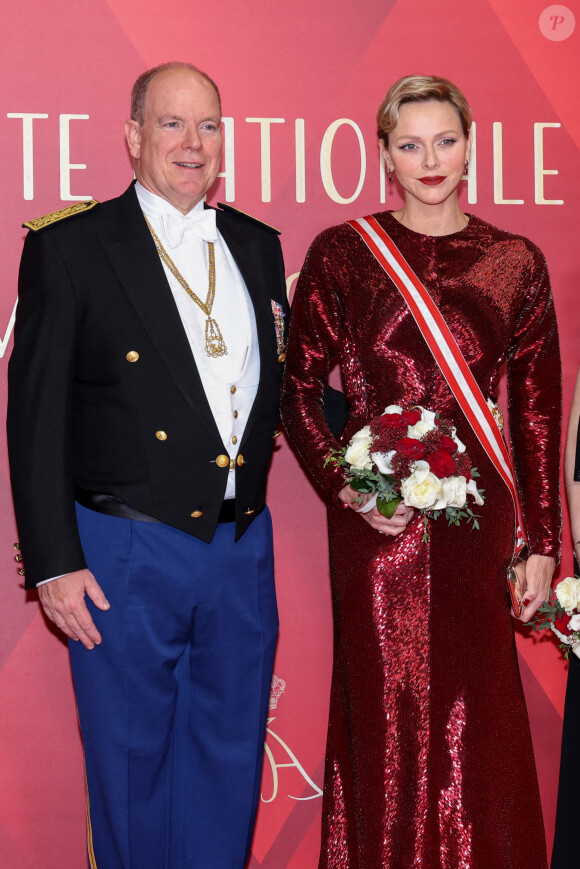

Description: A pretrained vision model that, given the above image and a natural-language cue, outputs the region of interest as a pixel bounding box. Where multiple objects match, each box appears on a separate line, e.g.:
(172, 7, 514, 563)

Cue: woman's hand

(517, 554, 556, 622)
(339, 484, 414, 535)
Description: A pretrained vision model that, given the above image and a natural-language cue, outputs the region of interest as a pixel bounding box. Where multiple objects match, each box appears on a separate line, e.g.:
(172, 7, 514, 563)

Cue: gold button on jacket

(155, 431, 168, 441)
(216, 454, 229, 468)
(243, 508, 255, 516)
(190, 510, 203, 518)
(126, 351, 139, 363)
(236, 454, 245, 466)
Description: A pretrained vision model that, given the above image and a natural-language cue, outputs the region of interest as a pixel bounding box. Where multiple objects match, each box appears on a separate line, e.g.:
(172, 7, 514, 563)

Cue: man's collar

(134, 181, 205, 218)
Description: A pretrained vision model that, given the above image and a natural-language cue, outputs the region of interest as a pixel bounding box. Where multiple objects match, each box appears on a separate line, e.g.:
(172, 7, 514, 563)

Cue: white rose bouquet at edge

(325, 404, 484, 541)
(527, 576, 580, 658)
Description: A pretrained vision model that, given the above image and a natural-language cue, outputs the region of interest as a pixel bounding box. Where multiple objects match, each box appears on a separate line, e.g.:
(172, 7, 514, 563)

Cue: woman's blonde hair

(377, 75, 472, 145)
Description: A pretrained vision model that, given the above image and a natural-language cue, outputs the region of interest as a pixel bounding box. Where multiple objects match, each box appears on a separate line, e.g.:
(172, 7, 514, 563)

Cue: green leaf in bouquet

(465, 508, 481, 530)
(444, 507, 463, 527)
(376, 495, 401, 518)
(349, 477, 374, 493)
(376, 477, 398, 501)
(324, 448, 345, 469)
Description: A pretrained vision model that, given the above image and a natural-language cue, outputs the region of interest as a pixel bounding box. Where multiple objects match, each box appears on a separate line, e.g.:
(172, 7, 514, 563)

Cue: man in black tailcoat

(7, 62, 289, 869)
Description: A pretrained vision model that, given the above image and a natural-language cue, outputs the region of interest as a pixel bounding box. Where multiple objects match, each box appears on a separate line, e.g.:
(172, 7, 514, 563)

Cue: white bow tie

(161, 208, 218, 248)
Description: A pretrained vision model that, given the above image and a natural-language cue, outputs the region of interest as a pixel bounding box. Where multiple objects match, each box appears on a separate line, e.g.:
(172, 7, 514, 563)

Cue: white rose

(384, 404, 403, 414)
(569, 614, 580, 631)
(466, 478, 484, 506)
(344, 426, 373, 471)
(371, 450, 396, 475)
(556, 577, 580, 615)
(407, 420, 436, 440)
(400, 460, 443, 509)
(432, 476, 468, 510)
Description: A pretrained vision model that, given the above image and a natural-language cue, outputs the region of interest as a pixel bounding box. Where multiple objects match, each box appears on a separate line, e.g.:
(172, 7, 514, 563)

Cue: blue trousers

(69, 503, 278, 869)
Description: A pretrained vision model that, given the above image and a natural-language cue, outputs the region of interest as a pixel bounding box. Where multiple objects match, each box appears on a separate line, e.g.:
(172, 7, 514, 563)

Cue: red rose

(379, 413, 408, 428)
(438, 435, 458, 455)
(427, 449, 455, 478)
(395, 438, 427, 460)
(400, 409, 421, 425)
(555, 612, 573, 635)
(372, 414, 408, 440)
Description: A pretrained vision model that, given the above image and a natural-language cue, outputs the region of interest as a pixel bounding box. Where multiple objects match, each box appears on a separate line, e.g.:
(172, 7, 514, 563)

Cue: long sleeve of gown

(506, 243, 561, 560)
(281, 230, 349, 500)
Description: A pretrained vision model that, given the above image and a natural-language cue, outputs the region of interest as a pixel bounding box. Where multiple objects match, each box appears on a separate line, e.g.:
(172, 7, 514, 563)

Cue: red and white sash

(347, 214, 527, 555)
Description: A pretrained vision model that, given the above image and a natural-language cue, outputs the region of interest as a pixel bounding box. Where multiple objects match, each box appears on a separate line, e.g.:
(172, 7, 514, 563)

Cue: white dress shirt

(135, 182, 260, 499)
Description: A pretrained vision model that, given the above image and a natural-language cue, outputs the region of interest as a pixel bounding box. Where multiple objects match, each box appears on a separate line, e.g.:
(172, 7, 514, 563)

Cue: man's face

(125, 68, 222, 214)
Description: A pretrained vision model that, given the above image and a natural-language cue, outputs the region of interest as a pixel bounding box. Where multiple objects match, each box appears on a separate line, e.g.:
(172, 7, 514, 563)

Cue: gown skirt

(281, 211, 561, 868)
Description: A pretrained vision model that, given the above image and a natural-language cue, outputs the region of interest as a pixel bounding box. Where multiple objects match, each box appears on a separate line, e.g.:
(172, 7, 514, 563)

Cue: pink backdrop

(0, 1, 578, 865)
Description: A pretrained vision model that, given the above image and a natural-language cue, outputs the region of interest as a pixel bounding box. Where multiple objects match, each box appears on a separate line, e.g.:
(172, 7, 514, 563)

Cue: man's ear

(125, 119, 142, 159)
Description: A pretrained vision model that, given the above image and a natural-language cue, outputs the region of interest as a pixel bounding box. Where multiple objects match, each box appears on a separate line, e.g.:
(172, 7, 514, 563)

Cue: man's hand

(518, 554, 556, 623)
(339, 484, 414, 535)
(38, 569, 110, 649)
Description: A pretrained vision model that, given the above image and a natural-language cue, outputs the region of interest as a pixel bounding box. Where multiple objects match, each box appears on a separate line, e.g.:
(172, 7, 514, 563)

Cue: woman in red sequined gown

(281, 76, 561, 869)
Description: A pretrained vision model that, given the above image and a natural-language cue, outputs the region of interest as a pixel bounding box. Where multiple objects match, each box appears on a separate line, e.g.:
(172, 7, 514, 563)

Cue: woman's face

(381, 100, 470, 207)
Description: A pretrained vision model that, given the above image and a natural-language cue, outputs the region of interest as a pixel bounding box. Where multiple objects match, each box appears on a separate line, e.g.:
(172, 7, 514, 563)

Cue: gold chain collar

(144, 215, 228, 358)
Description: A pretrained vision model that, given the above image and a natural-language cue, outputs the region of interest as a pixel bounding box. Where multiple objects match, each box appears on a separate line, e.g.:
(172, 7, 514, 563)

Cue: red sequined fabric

(281, 212, 561, 869)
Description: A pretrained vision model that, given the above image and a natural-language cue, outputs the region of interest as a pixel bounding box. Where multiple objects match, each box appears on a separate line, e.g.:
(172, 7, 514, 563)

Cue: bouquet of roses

(527, 576, 580, 659)
(325, 404, 484, 540)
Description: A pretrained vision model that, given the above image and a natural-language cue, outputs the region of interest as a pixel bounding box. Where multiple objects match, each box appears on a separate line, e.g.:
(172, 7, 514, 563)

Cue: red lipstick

(418, 176, 445, 186)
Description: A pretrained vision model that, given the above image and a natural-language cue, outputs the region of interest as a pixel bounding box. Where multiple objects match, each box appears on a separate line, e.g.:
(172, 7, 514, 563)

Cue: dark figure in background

(281, 75, 561, 868)
(552, 363, 580, 869)
(7, 62, 289, 869)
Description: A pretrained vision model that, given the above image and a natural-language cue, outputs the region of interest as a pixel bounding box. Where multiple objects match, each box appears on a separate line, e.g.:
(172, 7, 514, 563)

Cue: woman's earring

(388, 169, 394, 182)
(464, 160, 469, 176)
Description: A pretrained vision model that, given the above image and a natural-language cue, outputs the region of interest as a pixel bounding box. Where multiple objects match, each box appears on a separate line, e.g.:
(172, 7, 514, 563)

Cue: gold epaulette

(217, 203, 280, 235)
(23, 199, 99, 231)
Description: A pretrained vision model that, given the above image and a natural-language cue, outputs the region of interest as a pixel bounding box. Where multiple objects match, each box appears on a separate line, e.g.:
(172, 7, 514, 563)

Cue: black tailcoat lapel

(98, 186, 223, 445)
(214, 208, 279, 447)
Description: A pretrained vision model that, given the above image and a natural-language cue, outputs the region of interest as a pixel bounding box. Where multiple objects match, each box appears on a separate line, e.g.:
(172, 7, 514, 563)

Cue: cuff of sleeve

(528, 544, 560, 564)
(36, 574, 67, 586)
